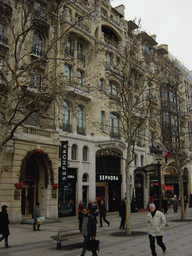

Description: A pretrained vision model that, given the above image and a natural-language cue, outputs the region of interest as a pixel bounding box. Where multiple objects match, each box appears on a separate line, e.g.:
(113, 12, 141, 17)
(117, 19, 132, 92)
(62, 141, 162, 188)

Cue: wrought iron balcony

(61, 123, 72, 132)
(65, 46, 74, 57)
(77, 126, 86, 135)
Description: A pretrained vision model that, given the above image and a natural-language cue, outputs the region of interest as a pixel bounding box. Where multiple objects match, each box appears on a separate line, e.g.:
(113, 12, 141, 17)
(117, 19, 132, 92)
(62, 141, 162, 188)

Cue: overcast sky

(111, 0, 192, 71)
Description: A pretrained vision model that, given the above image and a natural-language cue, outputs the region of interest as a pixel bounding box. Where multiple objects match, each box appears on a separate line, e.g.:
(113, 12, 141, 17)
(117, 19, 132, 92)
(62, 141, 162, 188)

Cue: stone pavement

(0, 208, 192, 256)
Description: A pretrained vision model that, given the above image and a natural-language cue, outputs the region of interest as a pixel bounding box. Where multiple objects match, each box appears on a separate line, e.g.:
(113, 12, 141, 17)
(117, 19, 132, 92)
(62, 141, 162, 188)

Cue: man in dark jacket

(80, 207, 97, 256)
(0, 205, 10, 248)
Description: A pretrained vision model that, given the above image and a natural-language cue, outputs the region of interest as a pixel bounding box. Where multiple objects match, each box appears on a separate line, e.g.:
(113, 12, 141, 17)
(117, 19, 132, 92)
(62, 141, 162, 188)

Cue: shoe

(163, 250, 166, 255)
(37, 229, 41, 231)
(5, 245, 11, 248)
(33, 229, 37, 231)
(99, 226, 103, 227)
(108, 222, 110, 227)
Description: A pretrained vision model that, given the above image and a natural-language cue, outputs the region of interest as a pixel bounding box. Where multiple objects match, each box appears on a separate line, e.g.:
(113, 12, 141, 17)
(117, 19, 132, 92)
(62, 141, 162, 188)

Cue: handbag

(87, 239, 99, 251)
(37, 217, 43, 225)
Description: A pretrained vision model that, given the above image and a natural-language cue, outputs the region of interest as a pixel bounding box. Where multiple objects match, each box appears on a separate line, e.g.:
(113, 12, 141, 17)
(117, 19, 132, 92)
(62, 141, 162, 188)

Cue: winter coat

(0, 211, 10, 236)
(146, 210, 166, 237)
(80, 213, 96, 237)
(33, 206, 40, 221)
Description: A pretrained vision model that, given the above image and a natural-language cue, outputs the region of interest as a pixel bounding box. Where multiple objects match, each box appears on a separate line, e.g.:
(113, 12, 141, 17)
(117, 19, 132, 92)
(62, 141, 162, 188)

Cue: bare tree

(0, 0, 97, 171)
(90, 25, 163, 235)
(149, 55, 190, 221)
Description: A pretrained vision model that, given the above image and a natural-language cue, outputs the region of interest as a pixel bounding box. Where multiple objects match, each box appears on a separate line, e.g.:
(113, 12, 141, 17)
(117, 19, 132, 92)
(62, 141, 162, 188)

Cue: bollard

(57, 241, 61, 250)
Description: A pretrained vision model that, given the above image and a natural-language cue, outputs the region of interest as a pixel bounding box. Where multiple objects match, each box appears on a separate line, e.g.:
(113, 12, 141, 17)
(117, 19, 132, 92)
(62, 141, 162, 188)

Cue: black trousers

(81, 235, 97, 256)
(149, 234, 166, 256)
(0, 234, 8, 245)
(100, 213, 109, 227)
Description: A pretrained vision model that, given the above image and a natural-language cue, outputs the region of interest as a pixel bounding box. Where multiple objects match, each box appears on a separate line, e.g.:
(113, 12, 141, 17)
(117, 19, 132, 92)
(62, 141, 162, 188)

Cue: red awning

(153, 183, 174, 190)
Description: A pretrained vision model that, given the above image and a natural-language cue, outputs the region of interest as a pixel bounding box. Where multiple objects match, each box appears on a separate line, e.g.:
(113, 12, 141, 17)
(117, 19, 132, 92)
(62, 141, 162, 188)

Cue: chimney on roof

(151, 34, 157, 41)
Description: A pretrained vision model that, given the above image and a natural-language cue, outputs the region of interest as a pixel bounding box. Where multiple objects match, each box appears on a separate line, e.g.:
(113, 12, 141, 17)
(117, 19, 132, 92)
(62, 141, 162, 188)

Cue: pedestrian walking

(99, 200, 110, 227)
(33, 202, 41, 231)
(90, 201, 99, 224)
(79, 207, 97, 256)
(173, 196, 178, 213)
(0, 205, 11, 248)
(78, 201, 85, 231)
(119, 199, 126, 229)
(146, 203, 167, 256)
(162, 197, 168, 214)
(184, 196, 187, 212)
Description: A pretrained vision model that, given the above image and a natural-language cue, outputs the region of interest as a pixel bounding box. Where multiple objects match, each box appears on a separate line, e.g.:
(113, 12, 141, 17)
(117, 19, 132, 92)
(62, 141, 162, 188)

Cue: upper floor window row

(65, 38, 85, 62)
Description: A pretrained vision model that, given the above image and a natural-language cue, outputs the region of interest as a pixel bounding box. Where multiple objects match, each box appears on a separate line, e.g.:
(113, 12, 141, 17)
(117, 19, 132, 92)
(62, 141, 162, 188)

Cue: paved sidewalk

(0, 208, 192, 255)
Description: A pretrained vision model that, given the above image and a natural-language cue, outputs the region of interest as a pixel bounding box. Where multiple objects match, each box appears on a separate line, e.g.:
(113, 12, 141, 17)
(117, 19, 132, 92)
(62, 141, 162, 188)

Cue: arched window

(82, 173, 88, 182)
(83, 146, 88, 161)
(77, 106, 85, 134)
(71, 144, 77, 160)
(0, 24, 7, 44)
(62, 101, 71, 131)
(32, 33, 43, 56)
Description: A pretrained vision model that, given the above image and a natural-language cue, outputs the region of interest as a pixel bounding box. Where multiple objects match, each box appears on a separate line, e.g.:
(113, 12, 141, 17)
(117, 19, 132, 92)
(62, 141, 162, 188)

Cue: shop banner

(60, 141, 68, 185)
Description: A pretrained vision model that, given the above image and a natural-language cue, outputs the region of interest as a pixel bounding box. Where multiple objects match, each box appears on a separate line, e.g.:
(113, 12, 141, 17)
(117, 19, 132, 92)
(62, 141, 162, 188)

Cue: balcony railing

(77, 52, 85, 62)
(110, 130, 121, 139)
(31, 45, 44, 57)
(77, 126, 86, 135)
(65, 46, 74, 57)
(61, 123, 72, 132)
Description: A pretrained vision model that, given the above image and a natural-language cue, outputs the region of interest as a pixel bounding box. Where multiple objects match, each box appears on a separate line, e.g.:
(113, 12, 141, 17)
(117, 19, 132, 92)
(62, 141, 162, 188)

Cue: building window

(77, 106, 85, 134)
(34, 0, 46, 19)
(71, 144, 77, 160)
(65, 38, 74, 56)
(30, 69, 42, 89)
(100, 111, 105, 131)
(105, 52, 111, 70)
(62, 101, 71, 131)
(77, 70, 84, 88)
(32, 33, 43, 56)
(77, 42, 85, 62)
(110, 113, 119, 138)
(82, 173, 88, 182)
(100, 79, 104, 91)
(141, 155, 144, 166)
(64, 64, 72, 80)
(134, 154, 138, 166)
(109, 82, 118, 99)
(0, 24, 7, 45)
(83, 146, 88, 161)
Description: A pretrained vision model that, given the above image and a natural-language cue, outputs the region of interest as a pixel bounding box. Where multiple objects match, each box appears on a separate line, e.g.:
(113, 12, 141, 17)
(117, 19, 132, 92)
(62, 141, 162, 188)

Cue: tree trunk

(125, 144, 132, 235)
(178, 169, 185, 221)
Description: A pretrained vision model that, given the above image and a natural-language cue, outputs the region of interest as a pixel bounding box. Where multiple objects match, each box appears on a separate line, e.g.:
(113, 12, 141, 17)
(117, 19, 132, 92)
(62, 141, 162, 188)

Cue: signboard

(96, 174, 122, 182)
(60, 141, 68, 185)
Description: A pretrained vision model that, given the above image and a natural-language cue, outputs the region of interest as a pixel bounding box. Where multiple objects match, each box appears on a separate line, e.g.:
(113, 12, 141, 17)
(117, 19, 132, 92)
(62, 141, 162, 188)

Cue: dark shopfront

(96, 150, 122, 212)
(58, 168, 77, 217)
(96, 174, 122, 212)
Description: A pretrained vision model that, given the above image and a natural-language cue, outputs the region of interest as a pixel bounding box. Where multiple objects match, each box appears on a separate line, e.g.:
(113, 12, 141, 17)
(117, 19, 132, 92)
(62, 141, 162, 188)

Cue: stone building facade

(0, 0, 191, 222)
